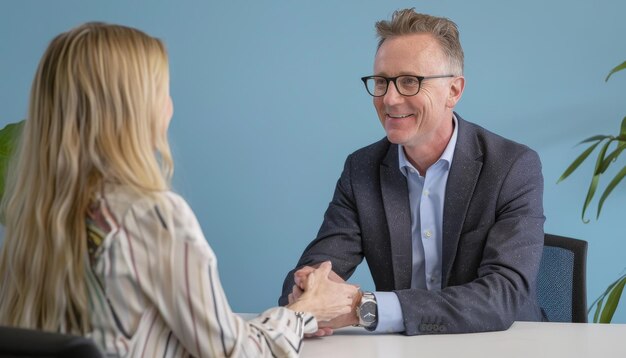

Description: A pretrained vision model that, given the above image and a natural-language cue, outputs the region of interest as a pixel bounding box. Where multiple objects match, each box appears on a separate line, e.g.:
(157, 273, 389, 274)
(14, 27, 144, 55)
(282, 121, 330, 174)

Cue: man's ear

(446, 76, 465, 108)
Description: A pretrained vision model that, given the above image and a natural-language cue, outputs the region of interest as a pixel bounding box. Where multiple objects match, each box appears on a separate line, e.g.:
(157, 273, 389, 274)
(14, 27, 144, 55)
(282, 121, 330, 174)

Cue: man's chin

(384, 132, 408, 145)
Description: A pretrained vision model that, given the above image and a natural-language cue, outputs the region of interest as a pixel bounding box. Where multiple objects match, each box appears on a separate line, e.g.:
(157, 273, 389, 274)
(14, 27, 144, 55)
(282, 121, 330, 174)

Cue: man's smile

(387, 113, 413, 119)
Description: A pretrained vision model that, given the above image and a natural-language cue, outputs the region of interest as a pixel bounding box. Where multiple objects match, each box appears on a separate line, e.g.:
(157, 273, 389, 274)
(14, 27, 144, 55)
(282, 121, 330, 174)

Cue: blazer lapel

(442, 116, 483, 285)
(380, 144, 413, 290)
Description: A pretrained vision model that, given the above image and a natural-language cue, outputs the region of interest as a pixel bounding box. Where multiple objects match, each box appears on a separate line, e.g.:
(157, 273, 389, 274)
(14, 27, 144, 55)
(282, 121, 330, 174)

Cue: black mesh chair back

(0, 326, 103, 357)
(536, 233, 588, 323)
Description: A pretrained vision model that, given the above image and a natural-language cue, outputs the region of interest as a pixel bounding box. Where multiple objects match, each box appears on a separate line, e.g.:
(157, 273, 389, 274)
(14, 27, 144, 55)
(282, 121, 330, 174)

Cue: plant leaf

(598, 141, 625, 174)
(588, 290, 606, 314)
(578, 141, 611, 221)
(597, 165, 626, 218)
(581, 140, 613, 221)
(588, 295, 602, 314)
(593, 138, 612, 175)
(587, 275, 626, 323)
(589, 274, 625, 320)
(0, 120, 25, 200)
(606, 60, 626, 82)
(557, 140, 602, 183)
(594, 296, 603, 323)
(579, 135, 610, 144)
(588, 281, 612, 314)
(581, 173, 599, 223)
(599, 275, 626, 323)
(587, 280, 619, 323)
(0, 121, 24, 157)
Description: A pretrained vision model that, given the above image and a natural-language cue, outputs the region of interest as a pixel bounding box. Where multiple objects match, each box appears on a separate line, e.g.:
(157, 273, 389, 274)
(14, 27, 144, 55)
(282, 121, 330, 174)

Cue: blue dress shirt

(373, 116, 458, 333)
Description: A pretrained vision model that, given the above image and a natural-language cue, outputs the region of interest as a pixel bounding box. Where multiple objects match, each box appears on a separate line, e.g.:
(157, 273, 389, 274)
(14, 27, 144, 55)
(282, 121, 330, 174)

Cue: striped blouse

(85, 185, 317, 357)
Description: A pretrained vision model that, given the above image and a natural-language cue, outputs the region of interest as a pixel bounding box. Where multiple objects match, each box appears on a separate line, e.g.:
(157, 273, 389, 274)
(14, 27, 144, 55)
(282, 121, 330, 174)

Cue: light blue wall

(1, 0, 624, 323)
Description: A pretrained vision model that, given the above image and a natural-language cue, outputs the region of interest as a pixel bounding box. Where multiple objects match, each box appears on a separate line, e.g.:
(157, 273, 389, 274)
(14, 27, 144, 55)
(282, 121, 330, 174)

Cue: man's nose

(383, 81, 403, 105)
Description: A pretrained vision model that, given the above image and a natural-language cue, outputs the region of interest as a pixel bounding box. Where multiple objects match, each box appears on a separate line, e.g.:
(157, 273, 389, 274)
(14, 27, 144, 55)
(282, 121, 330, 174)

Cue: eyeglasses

(360, 74, 455, 97)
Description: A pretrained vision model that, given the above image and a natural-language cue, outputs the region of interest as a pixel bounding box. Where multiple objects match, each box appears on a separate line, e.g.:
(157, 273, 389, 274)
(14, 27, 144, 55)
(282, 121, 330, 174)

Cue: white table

(299, 321, 626, 358)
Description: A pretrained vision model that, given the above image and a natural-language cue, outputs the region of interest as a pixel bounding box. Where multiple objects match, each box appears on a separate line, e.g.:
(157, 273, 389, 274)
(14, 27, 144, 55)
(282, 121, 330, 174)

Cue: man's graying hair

(375, 8, 464, 75)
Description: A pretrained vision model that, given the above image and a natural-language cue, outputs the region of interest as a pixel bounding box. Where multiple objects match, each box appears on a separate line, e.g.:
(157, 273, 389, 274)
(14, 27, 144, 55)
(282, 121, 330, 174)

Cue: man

(279, 9, 545, 336)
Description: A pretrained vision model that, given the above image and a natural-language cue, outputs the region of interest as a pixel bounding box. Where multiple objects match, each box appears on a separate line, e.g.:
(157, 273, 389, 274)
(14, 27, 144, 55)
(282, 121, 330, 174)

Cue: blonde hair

(375, 8, 464, 75)
(0, 22, 172, 334)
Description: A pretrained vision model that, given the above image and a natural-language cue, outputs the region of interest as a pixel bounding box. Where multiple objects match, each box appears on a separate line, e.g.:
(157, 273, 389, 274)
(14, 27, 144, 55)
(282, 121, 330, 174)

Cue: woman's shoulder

(100, 185, 195, 227)
(96, 185, 210, 253)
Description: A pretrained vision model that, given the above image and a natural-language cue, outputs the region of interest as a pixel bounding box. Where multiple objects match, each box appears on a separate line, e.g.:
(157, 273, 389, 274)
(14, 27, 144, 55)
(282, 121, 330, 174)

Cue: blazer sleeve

(279, 154, 364, 306)
(396, 148, 545, 335)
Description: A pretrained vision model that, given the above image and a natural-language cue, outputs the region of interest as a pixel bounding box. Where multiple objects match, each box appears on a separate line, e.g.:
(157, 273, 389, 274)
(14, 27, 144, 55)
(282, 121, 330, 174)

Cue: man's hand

(288, 264, 347, 304)
(295, 264, 346, 289)
(288, 263, 361, 337)
(318, 289, 362, 330)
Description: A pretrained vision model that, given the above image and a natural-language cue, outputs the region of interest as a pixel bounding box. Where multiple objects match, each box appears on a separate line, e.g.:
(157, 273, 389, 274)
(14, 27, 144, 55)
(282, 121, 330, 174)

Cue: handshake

(285, 261, 361, 337)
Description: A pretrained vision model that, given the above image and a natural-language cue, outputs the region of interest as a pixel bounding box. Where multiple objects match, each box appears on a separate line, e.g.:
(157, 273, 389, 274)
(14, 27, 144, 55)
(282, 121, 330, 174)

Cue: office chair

(536, 233, 588, 323)
(0, 326, 103, 357)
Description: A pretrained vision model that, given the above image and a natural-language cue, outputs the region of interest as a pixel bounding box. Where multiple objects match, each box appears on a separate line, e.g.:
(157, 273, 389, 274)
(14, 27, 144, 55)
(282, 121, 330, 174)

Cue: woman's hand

(287, 261, 358, 322)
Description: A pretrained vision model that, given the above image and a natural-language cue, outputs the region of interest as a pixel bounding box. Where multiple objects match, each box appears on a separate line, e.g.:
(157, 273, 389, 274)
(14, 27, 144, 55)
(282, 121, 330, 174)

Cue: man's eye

(374, 78, 387, 87)
(399, 77, 419, 87)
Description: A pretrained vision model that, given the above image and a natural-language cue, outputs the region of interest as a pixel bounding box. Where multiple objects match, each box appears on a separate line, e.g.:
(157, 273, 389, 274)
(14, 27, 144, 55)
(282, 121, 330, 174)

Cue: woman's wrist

(286, 300, 310, 315)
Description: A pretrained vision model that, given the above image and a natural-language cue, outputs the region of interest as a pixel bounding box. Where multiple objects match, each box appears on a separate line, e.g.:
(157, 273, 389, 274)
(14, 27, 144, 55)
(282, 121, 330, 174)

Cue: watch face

(360, 301, 377, 324)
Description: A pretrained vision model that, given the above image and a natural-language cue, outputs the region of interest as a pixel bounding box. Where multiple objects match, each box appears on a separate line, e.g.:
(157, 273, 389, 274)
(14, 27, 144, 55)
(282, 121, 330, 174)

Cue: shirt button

(423, 190, 429, 196)
(424, 230, 432, 238)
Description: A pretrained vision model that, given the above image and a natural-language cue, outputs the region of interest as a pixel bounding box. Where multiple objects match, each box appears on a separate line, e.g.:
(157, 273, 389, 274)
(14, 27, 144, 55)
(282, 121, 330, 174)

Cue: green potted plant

(0, 120, 24, 202)
(558, 61, 626, 323)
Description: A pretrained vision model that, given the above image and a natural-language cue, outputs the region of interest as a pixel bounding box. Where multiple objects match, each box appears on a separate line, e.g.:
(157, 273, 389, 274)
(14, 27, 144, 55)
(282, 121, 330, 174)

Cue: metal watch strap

(357, 291, 378, 329)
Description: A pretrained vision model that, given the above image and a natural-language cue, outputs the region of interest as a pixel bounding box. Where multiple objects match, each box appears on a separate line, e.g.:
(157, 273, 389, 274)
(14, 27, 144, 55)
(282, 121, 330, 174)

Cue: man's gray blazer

(279, 114, 545, 335)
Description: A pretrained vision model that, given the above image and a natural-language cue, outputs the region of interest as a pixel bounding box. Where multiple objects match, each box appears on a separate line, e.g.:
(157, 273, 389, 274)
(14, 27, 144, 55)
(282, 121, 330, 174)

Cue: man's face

(373, 33, 462, 149)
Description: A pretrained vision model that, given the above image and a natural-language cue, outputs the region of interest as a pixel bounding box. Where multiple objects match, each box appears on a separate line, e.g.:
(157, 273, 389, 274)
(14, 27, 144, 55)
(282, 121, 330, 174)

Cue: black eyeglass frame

(360, 74, 455, 97)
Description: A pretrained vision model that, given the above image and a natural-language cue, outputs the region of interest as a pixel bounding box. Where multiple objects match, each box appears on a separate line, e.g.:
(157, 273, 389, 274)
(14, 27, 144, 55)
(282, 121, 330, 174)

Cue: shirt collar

(398, 114, 459, 177)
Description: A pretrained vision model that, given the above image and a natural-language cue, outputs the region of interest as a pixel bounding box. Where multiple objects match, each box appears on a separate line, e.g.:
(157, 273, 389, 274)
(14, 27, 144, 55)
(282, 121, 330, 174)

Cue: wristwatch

(357, 291, 378, 330)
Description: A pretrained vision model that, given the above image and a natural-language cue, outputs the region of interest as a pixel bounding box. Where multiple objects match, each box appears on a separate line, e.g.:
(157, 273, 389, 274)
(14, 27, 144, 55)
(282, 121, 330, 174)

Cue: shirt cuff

(372, 291, 405, 333)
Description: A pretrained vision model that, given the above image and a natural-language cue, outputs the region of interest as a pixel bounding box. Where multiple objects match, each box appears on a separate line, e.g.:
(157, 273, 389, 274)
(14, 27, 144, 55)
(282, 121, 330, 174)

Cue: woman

(0, 22, 356, 357)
